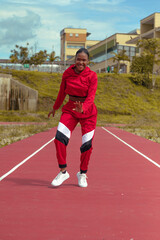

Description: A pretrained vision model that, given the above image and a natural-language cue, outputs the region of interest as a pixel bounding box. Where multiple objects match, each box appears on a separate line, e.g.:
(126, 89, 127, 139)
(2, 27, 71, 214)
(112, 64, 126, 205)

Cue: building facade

(88, 30, 139, 73)
(126, 12, 160, 73)
(60, 28, 99, 61)
(127, 13, 160, 44)
(67, 30, 139, 73)
(66, 12, 160, 74)
(141, 12, 160, 39)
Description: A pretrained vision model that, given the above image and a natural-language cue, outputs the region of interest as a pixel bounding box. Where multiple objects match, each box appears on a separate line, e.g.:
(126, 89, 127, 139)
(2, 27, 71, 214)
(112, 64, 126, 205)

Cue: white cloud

(0, 0, 139, 59)
(0, 2, 119, 58)
(44, 0, 80, 6)
(88, 0, 125, 5)
(88, 5, 132, 13)
(0, 7, 29, 19)
(81, 19, 116, 40)
(4, 0, 80, 6)
(0, 10, 41, 46)
(0, 0, 80, 57)
(8, 0, 36, 4)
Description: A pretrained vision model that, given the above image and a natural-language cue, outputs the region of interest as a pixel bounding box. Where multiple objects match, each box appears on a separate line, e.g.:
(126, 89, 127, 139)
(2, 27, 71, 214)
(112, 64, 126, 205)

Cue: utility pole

(105, 36, 108, 72)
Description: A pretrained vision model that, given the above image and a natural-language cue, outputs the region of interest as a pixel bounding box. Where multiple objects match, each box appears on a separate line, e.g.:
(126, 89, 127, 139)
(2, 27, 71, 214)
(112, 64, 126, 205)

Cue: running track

(0, 127, 160, 240)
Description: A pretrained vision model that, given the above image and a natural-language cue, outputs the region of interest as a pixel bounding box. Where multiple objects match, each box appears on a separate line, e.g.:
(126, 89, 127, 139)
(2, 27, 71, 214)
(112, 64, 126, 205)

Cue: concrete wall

(154, 13, 160, 28)
(116, 34, 138, 47)
(86, 40, 100, 49)
(0, 74, 38, 111)
(0, 74, 11, 110)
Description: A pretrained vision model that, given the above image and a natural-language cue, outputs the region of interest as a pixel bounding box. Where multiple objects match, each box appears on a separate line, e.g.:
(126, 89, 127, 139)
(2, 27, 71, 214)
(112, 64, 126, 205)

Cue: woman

(48, 48, 97, 187)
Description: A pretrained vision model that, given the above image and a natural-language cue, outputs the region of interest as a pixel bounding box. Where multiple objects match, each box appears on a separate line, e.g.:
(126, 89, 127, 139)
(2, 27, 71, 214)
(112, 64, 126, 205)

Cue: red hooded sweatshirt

(53, 65, 97, 114)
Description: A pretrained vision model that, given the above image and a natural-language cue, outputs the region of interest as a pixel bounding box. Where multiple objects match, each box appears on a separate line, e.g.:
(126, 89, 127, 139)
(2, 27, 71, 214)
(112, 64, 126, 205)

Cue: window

(75, 33, 79, 37)
(130, 52, 136, 57)
(67, 45, 83, 49)
(67, 55, 74, 59)
(118, 45, 123, 50)
(70, 33, 73, 37)
(130, 47, 135, 51)
(124, 46, 129, 51)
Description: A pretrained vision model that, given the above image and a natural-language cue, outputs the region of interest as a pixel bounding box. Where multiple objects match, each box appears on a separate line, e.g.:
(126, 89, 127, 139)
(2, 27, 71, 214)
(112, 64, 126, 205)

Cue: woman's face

(75, 52, 89, 73)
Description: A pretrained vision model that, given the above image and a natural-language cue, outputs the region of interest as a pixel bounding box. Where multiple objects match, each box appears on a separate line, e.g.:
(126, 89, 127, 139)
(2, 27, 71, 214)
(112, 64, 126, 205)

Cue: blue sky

(0, 0, 159, 59)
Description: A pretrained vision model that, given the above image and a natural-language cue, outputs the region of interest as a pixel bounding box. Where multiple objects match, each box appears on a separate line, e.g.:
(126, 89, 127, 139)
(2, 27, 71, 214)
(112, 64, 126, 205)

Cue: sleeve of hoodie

(53, 73, 67, 110)
(82, 72, 98, 113)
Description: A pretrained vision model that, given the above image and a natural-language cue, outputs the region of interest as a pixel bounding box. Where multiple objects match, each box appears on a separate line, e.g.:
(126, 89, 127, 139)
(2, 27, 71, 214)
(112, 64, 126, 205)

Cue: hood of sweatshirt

(64, 64, 92, 78)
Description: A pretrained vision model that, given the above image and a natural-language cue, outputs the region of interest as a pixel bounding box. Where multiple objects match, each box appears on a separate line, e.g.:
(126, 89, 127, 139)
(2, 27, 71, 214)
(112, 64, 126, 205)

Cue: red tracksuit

(53, 64, 97, 172)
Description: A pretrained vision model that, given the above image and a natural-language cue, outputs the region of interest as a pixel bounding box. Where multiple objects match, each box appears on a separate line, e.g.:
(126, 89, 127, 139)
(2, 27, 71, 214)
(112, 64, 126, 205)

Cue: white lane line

(102, 127, 160, 168)
(0, 137, 55, 182)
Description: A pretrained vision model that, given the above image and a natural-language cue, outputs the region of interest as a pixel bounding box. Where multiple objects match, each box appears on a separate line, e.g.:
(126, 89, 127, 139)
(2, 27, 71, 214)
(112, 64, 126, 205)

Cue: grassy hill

(0, 69, 160, 146)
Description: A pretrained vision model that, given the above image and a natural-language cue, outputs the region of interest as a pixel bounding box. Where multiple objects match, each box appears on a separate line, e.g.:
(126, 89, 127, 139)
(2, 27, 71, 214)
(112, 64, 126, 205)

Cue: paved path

(0, 127, 160, 240)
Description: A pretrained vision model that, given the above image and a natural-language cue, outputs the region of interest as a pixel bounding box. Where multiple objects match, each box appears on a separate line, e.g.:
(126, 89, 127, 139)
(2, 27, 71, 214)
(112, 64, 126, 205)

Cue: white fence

(0, 63, 68, 73)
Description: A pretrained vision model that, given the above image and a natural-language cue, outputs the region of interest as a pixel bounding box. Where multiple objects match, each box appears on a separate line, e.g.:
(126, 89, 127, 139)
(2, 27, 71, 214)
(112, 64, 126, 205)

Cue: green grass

(0, 125, 47, 148)
(0, 69, 160, 147)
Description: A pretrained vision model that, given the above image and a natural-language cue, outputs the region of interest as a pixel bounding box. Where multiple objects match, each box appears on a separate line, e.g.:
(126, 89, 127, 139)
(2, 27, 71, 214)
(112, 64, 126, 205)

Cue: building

(66, 13, 160, 74)
(60, 28, 99, 61)
(141, 12, 160, 39)
(128, 12, 160, 43)
(88, 30, 140, 73)
(67, 30, 139, 73)
(126, 12, 160, 48)
(126, 12, 160, 73)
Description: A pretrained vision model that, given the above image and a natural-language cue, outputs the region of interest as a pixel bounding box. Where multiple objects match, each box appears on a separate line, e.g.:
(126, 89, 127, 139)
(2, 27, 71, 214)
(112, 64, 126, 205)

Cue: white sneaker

(77, 172, 88, 187)
(51, 171, 70, 187)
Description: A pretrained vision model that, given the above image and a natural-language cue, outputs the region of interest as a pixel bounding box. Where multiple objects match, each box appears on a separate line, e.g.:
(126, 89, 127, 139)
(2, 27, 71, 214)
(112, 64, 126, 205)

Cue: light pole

(105, 36, 108, 72)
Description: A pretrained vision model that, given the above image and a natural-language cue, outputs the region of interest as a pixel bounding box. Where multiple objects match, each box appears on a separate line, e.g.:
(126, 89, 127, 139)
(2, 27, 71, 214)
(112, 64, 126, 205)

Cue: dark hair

(76, 48, 89, 59)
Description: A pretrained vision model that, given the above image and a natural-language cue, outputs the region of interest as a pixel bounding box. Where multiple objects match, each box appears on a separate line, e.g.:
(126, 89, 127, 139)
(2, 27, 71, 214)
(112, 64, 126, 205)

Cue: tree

(30, 50, 48, 65)
(10, 43, 30, 64)
(131, 38, 160, 88)
(9, 44, 60, 71)
(137, 38, 160, 57)
(49, 51, 60, 62)
(137, 38, 160, 70)
(48, 51, 60, 73)
(112, 49, 130, 73)
(131, 54, 153, 74)
(10, 45, 19, 63)
(130, 54, 153, 87)
(138, 38, 160, 87)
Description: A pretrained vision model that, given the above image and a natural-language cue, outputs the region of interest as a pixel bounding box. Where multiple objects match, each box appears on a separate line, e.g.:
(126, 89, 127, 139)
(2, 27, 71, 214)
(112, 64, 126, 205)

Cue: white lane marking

(0, 137, 55, 182)
(102, 127, 160, 168)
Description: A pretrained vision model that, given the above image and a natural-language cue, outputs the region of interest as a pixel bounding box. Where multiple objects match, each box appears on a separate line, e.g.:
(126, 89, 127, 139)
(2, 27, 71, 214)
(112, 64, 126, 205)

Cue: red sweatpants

(54, 102, 97, 172)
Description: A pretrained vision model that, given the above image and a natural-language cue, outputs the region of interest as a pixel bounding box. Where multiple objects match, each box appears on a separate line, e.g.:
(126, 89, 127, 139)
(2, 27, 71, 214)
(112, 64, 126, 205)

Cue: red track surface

(0, 127, 160, 240)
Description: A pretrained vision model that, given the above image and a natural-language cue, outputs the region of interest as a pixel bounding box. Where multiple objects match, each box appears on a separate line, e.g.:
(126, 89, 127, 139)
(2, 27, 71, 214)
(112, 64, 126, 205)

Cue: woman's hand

(48, 109, 56, 118)
(73, 101, 83, 113)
